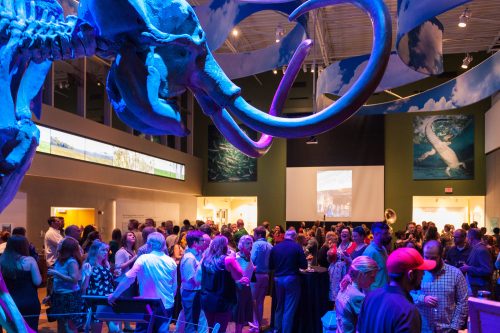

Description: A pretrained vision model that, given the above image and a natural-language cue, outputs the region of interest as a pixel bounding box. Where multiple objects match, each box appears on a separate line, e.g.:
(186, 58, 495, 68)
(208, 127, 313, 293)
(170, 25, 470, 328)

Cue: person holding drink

(410, 240, 468, 333)
(328, 228, 356, 301)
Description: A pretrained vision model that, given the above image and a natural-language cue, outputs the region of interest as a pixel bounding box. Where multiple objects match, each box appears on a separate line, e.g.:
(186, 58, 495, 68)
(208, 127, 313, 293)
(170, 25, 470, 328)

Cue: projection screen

(286, 166, 384, 222)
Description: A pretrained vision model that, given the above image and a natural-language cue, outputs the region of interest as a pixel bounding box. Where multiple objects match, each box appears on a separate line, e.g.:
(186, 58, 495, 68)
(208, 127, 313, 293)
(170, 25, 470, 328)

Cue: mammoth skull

(80, 0, 392, 156)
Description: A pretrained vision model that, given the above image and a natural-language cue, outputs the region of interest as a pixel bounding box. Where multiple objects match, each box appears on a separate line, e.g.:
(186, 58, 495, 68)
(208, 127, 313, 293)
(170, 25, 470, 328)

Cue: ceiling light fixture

(461, 53, 473, 69)
(303, 64, 307, 73)
(282, 66, 287, 74)
(306, 136, 318, 144)
(310, 65, 315, 73)
(272, 69, 278, 75)
(232, 28, 239, 37)
(458, 8, 471, 28)
(275, 24, 285, 43)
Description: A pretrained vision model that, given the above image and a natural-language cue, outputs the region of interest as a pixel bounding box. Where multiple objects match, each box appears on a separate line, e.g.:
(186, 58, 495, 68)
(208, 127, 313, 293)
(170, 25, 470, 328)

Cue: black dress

(4, 269, 41, 331)
(201, 256, 236, 313)
(86, 265, 115, 296)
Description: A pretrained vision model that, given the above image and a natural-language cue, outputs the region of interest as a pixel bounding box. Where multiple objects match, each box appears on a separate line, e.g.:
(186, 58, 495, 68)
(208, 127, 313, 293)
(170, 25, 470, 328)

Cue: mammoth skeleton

(0, 0, 391, 212)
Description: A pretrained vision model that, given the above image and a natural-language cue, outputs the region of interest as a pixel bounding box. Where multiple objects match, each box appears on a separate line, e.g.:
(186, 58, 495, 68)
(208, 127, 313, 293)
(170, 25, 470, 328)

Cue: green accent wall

(385, 99, 488, 232)
(194, 108, 286, 227)
(194, 63, 489, 230)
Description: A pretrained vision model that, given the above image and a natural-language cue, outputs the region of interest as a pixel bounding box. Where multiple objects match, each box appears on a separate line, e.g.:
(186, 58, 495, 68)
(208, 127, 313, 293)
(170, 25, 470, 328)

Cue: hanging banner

(195, 0, 307, 79)
(316, 0, 470, 103)
(317, 52, 428, 98)
(396, 0, 471, 74)
(358, 52, 500, 115)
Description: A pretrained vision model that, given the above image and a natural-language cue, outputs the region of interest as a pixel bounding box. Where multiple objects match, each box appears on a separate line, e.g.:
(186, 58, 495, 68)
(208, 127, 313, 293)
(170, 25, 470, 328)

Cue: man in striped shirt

(411, 240, 468, 333)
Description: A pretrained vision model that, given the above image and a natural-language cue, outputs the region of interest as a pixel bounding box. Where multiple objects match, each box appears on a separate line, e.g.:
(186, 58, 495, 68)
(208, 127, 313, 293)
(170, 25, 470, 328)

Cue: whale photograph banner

(413, 115, 474, 180)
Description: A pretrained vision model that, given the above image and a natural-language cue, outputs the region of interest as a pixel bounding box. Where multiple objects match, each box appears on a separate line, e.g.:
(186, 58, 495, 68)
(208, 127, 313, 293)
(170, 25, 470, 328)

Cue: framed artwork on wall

(413, 115, 474, 180)
(208, 125, 257, 182)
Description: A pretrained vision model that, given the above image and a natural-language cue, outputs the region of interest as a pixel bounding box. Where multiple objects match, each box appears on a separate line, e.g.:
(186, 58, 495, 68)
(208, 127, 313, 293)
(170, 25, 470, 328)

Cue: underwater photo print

(413, 115, 474, 180)
(208, 126, 257, 182)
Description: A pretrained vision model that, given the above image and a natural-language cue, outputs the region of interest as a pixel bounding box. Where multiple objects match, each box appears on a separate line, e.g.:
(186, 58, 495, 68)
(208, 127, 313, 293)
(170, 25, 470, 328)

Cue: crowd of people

(0, 217, 498, 333)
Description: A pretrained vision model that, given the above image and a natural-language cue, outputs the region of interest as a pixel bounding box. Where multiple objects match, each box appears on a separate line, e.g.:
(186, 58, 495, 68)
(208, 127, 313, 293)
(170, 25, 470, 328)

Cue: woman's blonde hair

(85, 240, 110, 267)
(340, 255, 378, 291)
(349, 255, 378, 277)
(238, 235, 253, 251)
(203, 235, 229, 273)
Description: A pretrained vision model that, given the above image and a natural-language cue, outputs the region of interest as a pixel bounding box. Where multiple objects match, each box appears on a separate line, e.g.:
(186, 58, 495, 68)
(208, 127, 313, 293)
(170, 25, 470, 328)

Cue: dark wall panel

(287, 115, 385, 167)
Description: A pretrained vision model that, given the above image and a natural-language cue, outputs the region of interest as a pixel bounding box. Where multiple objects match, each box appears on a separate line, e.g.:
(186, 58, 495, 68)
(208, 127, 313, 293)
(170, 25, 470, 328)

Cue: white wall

(485, 93, 500, 154)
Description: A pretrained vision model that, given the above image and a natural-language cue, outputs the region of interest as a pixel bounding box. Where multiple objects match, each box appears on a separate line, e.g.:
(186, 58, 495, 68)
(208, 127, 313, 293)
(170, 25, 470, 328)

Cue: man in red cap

(357, 247, 436, 333)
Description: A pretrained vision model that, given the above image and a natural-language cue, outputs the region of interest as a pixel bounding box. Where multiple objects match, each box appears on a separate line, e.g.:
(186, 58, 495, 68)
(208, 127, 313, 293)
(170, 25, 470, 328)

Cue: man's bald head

(423, 240, 443, 273)
(423, 240, 442, 255)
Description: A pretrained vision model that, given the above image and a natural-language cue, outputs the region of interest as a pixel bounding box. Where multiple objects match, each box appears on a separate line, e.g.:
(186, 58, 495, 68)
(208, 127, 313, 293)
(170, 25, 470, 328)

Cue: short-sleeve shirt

(126, 250, 177, 308)
(53, 258, 80, 293)
(180, 248, 202, 291)
(363, 242, 388, 290)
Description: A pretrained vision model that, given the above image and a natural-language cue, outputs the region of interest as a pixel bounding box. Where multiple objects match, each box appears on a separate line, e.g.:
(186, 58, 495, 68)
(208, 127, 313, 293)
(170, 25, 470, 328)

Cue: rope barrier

(21, 310, 218, 330)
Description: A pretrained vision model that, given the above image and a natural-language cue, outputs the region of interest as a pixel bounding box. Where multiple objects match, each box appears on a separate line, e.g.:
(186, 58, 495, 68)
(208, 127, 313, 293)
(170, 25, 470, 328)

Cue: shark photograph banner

(413, 115, 474, 180)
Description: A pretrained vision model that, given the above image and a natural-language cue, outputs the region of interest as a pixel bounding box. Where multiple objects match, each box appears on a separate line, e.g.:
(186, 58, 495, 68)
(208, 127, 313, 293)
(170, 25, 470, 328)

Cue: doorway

(51, 207, 96, 229)
(412, 196, 485, 230)
(197, 197, 258, 231)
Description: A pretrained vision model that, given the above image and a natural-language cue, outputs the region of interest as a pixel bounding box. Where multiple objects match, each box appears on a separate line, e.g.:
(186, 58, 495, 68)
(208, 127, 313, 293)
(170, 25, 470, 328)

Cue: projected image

(85, 139, 113, 165)
(317, 170, 352, 218)
(35, 125, 185, 181)
(37, 126, 51, 153)
(50, 129, 85, 160)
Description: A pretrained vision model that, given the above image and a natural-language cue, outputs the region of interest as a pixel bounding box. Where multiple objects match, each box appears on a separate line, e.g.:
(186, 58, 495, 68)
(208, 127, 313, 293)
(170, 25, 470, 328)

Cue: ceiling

(193, 0, 500, 66)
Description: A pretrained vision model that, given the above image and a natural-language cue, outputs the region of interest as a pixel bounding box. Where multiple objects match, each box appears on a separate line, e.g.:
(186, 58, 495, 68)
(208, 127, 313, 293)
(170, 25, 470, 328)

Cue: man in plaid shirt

(411, 240, 468, 333)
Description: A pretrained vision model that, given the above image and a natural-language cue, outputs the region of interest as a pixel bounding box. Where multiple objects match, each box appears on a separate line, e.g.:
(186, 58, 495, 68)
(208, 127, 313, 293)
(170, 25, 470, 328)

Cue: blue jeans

(181, 289, 202, 333)
(135, 306, 173, 333)
(251, 273, 269, 328)
(274, 275, 301, 333)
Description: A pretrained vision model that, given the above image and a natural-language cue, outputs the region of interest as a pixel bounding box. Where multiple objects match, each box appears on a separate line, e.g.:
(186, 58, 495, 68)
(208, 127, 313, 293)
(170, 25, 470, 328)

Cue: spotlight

(306, 136, 318, 145)
(302, 63, 307, 73)
(461, 53, 473, 69)
(282, 66, 287, 74)
(275, 24, 285, 43)
(97, 81, 102, 86)
(310, 65, 315, 73)
(458, 8, 470, 28)
(58, 81, 63, 89)
(273, 69, 278, 75)
(232, 28, 239, 37)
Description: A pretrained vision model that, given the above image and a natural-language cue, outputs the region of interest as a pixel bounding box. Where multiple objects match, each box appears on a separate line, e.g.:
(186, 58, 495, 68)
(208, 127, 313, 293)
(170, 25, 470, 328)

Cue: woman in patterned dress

(81, 241, 120, 333)
(47, 237, 83, 333)
(328, 228, 356, 301)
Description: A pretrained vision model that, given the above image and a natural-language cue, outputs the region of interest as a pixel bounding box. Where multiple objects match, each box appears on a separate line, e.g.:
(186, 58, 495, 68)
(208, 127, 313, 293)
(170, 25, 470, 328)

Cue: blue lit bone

(0, 0, 391, 213)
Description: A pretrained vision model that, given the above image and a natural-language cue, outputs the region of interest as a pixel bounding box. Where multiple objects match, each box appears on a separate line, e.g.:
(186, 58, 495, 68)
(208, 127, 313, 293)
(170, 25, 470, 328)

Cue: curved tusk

(192, 39, 313, 158)
(227, 0, 391, 138)
(194, 89, 270, 158)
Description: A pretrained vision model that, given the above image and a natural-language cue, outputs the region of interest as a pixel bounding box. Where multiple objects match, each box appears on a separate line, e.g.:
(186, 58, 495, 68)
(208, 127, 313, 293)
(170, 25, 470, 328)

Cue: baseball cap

(387, 248, 436, 274)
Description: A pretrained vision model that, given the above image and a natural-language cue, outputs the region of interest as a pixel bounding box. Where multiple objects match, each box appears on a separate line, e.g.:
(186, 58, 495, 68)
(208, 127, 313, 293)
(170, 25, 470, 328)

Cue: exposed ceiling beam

(314, 9, 331, 67)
